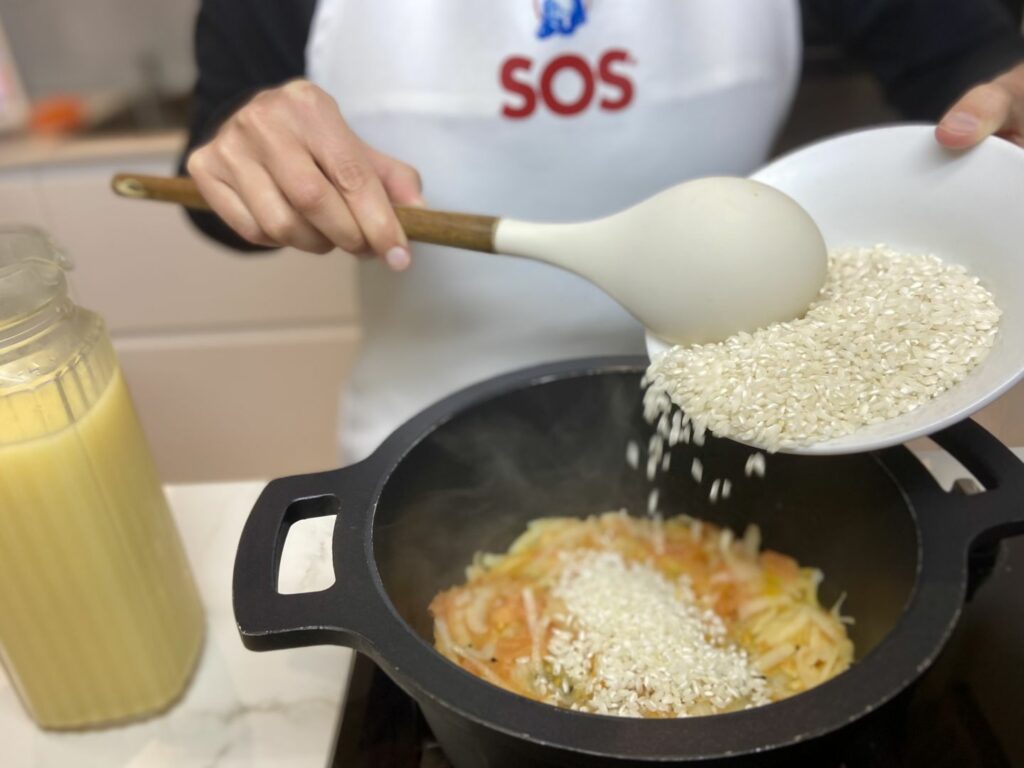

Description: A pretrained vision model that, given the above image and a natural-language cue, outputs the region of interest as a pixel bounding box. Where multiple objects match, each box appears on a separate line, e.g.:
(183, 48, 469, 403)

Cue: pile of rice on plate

(644, 245, 1001, 453)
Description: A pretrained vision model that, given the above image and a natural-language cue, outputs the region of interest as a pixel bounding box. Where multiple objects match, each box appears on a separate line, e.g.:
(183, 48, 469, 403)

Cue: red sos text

(500, 49, 635, 119)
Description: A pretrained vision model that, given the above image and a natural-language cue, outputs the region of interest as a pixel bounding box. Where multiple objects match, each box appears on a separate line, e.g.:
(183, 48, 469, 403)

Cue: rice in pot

(430, 512, 853, 718)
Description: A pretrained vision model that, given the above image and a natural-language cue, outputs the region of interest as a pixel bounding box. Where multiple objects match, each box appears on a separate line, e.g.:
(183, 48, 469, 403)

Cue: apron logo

(500, 49, 634, 119)
(535, 0, 589, 39)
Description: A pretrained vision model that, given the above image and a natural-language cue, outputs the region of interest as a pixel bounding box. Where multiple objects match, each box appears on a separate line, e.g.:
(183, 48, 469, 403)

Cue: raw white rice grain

(647, 488, 659, 514)
(744, 453, 766, 478)
(625, 440, 640, 470)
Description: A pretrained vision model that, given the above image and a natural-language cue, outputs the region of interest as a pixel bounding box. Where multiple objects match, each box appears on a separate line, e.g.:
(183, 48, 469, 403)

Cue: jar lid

(0, 225, 72, 325)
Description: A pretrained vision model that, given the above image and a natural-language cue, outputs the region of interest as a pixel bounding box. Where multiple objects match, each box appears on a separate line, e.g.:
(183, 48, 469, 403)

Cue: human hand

(936, 63, 1024, 150)
(187, 79, 423, 270)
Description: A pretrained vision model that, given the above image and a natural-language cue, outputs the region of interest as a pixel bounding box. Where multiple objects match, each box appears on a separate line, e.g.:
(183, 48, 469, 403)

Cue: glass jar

(0, 226, 204, 729)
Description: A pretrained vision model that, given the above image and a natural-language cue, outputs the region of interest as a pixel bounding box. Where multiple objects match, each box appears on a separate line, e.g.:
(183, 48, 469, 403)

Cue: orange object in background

(29, 95, 86, 134)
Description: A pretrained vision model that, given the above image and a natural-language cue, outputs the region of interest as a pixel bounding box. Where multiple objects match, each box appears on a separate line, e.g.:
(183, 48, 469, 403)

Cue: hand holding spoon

(112, 173, 827, 345)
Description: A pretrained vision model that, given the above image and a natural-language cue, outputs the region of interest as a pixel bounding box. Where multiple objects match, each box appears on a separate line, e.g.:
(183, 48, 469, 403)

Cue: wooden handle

(112, 173, 209, 209)
(393, 206, 496, 252)
(111, 173, 498, 253)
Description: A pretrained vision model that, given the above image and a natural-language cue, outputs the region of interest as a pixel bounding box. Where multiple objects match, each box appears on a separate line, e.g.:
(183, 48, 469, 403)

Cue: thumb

(936, 81, 1014, 149)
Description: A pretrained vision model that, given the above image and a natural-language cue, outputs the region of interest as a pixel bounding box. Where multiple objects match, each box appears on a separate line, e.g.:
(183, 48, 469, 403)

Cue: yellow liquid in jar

(0, 355, 204, 729)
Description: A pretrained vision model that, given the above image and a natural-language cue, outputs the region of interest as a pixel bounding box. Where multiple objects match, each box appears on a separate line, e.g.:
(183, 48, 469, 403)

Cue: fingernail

(941, 111, 980, 136)
(385, 246, 410, 271)
(409, 194, 426, 208)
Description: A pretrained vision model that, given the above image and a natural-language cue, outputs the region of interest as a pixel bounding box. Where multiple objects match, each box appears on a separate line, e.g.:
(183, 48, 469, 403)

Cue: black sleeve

(179, 0, 317, 251)
(801, 0, 1024, 121)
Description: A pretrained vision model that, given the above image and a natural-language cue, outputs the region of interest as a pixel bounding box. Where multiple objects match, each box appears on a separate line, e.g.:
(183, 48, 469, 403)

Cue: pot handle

(929, 419, 1024, 547)
(232, 463, 384, 653)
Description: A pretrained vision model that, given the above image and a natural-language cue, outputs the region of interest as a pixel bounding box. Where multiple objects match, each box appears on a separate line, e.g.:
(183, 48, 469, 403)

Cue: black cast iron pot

(233, 357, 1024, 767)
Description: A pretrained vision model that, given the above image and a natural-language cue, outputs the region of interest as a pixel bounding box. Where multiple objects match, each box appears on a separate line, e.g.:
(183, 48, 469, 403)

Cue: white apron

(307, 1, 801, 461)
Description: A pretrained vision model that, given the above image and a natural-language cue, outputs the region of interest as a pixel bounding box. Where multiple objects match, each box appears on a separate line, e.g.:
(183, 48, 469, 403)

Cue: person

(181, 0, 1024, 462)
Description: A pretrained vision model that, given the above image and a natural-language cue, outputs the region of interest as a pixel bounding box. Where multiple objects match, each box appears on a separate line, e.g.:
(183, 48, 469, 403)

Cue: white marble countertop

(0, 482, 353, 768)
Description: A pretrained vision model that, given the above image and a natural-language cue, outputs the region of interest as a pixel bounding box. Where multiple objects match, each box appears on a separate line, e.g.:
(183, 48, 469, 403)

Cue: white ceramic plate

(645, 125, 1024, 455)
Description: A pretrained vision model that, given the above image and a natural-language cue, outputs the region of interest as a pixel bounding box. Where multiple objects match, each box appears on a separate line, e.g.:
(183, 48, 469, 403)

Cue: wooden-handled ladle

(112, 173, 827, 345)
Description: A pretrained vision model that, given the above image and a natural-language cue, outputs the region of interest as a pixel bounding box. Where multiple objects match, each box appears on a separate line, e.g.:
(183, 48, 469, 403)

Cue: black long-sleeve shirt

(182, 0, 1024, 250)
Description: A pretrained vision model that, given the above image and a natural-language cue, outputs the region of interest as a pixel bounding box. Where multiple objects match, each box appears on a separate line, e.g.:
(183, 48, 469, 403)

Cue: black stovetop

(329, 537, 1024, 768)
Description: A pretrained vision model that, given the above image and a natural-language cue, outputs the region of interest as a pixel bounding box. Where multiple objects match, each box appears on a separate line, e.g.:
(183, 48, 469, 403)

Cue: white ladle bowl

(646, 124, 1024, 455)
(496, 177, 827, 345)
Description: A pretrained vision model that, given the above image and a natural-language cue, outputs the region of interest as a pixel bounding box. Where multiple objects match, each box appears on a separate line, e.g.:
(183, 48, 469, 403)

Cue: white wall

(0, 0, 198, 99)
